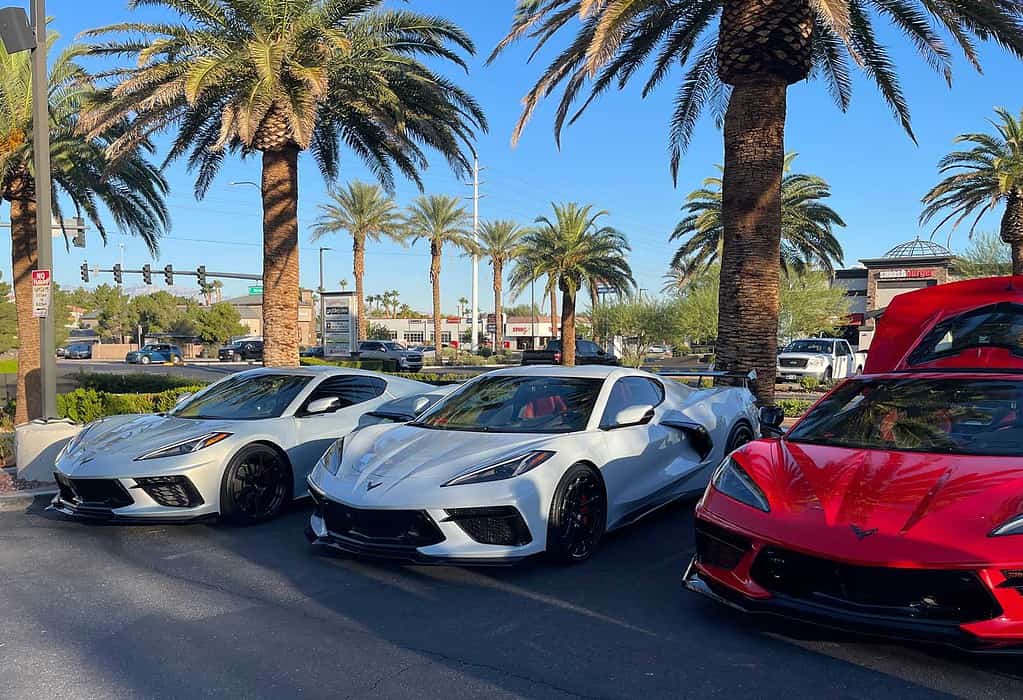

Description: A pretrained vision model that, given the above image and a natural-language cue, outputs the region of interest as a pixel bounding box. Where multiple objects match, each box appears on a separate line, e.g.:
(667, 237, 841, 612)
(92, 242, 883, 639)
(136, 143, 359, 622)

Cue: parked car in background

(521, 339, 618, 366)
(126, 344, 184, 365)
(300, 346, 324, 359)
(307, 365, 759, 564)
(687, 277, 1023, 651)
(776, 338, 857, 383)
(65, 343, 92, 360)
(220, 339, 264, 362)
(356, 340, 423, 372)
(51, 367, 433, 525)
(56, 346, 68, 358)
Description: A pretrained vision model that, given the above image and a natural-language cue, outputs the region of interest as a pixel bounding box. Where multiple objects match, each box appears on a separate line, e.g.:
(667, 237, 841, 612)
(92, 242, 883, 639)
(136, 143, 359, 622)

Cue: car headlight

(807, 357, 826, 367)
(442, 451, 555, 487)
(316, 438, 344, 477)
(135, 432, 232, 461)
(991, 514, 1023, 537)
(711, 456, 769, 512)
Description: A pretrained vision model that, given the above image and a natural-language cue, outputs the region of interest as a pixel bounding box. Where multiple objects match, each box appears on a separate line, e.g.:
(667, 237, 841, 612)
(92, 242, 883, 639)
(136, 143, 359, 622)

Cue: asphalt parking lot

(3, 500, 1022, 699)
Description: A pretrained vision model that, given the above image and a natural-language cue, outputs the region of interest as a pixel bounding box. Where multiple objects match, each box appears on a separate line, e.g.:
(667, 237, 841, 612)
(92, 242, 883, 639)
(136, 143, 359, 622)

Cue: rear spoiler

(658, 369, 758, 394)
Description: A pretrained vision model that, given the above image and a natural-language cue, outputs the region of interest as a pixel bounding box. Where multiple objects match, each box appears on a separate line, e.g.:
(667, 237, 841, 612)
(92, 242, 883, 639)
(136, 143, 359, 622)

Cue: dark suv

(357, 341, 423, 371)
(219, 339, 264, 362)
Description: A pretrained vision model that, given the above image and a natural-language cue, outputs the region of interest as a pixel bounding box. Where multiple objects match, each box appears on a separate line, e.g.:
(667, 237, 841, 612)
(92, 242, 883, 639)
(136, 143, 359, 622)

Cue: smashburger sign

(878, 268, 935, 280)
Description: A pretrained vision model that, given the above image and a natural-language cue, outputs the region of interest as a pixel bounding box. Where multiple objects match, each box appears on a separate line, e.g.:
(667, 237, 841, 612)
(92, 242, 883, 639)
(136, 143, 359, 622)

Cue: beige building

(224, 291, 317, 347)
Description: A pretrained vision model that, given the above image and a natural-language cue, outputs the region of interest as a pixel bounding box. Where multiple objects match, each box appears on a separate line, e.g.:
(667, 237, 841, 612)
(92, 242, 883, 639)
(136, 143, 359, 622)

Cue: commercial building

(366, 314, 565, 350)
(224, 291, 317, 347)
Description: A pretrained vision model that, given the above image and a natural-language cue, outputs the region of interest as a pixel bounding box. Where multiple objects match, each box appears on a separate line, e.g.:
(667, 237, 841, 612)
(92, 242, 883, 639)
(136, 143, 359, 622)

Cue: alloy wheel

(555, 470, 606, 561)
(228, 450, 288, 520)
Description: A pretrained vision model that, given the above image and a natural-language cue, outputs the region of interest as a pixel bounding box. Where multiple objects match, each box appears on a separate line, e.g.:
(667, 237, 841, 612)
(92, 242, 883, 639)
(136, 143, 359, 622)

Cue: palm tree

(312, 182, 405, 339)
(510, 203, 633, 366)
(921, 107, 1023, 274)
(405, 196, 475, 364)
(671, 154, 845, 283)
(0, 40, 168, 424)
(491, 1, 1023, 402)
(339, 279, 349, 291)
(478, 220, 526, 351)
(457, 296, 469, 317)
(83, 0, 486, 368)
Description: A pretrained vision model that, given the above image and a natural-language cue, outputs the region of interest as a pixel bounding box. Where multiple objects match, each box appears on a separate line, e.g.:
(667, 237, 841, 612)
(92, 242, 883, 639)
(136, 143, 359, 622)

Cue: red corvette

(686, 276, 1023, 651)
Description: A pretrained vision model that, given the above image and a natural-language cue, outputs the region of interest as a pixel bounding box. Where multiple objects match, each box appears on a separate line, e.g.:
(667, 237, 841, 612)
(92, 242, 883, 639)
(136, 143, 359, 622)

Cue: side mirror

(607, 404, 655, 429)
(306, 396, 341, 415)
(760, 405, 785, 438)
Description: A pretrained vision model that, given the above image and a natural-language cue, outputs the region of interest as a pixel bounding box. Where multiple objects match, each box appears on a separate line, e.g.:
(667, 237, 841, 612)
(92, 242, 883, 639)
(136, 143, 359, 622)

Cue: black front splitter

(305, 526, 533, 567)
(47, 497, 218, 525)
(683, 557, 1023, 654)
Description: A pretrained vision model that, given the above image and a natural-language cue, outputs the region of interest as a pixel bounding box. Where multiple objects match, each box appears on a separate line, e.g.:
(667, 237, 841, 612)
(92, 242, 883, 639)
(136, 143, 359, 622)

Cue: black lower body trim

(48, 496, 217, 525)
(305, 526, 531, 567)
(683, 558, 1022, 654)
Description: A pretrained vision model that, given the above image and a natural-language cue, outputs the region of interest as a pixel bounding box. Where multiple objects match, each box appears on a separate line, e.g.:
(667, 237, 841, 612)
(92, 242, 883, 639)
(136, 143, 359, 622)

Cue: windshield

(784, 340, 834, 354)
(788, 377, 1023, 456)
(909, 302, 1023, 365)
(171, 373, 311, 420)
(383, 342, 406, 351)
(413, 375, 603, 433)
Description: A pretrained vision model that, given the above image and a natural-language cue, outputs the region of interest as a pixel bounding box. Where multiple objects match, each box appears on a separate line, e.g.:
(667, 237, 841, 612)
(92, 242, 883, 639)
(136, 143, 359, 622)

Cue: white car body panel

(307, 365, 760, 563)
(51, 367, 433, 522)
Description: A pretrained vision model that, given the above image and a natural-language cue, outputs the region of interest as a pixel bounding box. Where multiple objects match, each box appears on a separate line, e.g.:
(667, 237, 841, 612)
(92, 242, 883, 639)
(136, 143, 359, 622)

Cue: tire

(855, 366, 863, 375)
(546, 463, 607, 564)
(726, 421, 755, 453)
(140, 355, 151, 365)
(824, 367, 833, 382)
(220, 443, 293, 525)
(234, 352, 242, 362)
(172, 355, 183, 365)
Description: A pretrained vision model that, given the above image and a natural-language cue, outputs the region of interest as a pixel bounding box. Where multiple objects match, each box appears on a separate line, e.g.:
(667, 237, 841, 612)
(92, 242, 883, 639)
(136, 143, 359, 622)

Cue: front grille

(444, 507, 533, 547)
(322, 501, 444, 547)
(54, 473, 134, 508)
(751, 547, 1002, 624)
(779, 358, 808, 369)
(135, 476, 204, 508)
(695, 519, 751, 571)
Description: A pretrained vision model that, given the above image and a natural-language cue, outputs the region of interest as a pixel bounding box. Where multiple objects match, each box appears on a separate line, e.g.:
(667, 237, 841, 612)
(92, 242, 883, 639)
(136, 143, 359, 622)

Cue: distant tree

(954, 230, 1013, 278)
(478, 220, 526, 351)
(192, 303, 247, 346)
(503, 302, 542, 318)
(676, 270, 721, 346)
(382, 289, 401, 317)
(366, 322, 393, 341)
(590, 296, 682, 368)
(92, 284, 133, 342)
(0, 275, 17, 353)
(50, 285, 73, 348)
(777, 272, 851, 342)
(129, 291, 180, 339)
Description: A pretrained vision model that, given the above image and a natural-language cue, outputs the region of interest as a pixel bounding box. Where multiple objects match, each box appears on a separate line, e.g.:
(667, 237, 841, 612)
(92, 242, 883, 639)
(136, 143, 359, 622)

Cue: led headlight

(316, 438, 344, 477)
(991, 514, 1023, 537)
(135, 432, 232, 461)
(711, 456, 769, 512)
(442, 451, 555, 487)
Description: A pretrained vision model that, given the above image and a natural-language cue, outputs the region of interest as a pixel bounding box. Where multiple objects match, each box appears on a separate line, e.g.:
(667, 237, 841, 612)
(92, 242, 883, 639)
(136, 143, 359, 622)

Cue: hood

(64, 413, 239, 464)
(737, 439, 1023, 563)
(778, 352, 828, 362)
(337, 423, 558, 494)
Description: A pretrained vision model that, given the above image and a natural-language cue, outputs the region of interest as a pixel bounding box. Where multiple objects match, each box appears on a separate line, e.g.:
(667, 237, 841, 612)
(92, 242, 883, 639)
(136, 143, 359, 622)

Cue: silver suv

(357, 341, 423, 372)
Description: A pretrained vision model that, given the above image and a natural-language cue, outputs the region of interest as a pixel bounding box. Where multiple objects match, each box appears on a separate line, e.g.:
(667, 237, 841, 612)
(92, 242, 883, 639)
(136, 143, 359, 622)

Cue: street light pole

(318, 247, 331, 346)
(31, 0, 56, 418)
(470, 157, 479, 352)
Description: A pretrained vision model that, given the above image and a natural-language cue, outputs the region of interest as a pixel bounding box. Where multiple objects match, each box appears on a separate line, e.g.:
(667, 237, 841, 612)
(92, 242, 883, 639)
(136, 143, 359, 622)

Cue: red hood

(722, 439, 1023, 566)
(865, 275, 1023, 374)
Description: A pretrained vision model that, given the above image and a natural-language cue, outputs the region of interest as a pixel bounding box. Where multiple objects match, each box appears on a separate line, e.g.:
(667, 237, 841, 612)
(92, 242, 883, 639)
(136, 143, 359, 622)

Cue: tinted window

(789, 377, 1023, 456)
(414, 375, 602, 434)
(785, 340, 835, 354)
(171, 374, 311, 420)
(601, 377, 665, 426)
(909, 303, 1023, 365)
(546, 340, 562, 351)
(300, 374, 387, 414)
(383, 342, 406, 351)
(578, 341, 600, 354)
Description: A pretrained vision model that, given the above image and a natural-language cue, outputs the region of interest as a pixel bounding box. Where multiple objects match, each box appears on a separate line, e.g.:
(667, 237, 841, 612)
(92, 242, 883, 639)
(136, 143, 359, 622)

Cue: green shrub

(58, 389, 106, 423)
(799, 376, 820, 392)
(776, 398, 812, 418)
(75, 371, 204, 394)
(299, 357, 386, 371)
(58, 385, 206, 423)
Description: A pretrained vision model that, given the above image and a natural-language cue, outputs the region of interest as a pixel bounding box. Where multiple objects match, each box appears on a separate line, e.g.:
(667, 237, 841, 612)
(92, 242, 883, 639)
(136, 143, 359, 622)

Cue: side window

(300, 375, 388, 415)
(600, 377, 665, 426)
(579, 341, 599, 354)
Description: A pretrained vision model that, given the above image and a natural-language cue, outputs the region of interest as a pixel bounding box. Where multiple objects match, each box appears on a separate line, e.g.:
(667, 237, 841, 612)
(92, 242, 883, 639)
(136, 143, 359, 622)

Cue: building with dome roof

(846, 236, 957, 349)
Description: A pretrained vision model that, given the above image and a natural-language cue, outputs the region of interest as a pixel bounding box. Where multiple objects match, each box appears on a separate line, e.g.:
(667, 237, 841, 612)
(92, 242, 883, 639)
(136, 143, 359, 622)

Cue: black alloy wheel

(221, 444, 291, 525)
(726, 422, 755, 453)
(547, 464, 607, 563)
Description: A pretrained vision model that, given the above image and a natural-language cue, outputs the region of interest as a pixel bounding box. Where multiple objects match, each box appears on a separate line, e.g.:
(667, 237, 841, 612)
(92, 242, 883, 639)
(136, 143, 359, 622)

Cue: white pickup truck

(776, 338, 864, 383)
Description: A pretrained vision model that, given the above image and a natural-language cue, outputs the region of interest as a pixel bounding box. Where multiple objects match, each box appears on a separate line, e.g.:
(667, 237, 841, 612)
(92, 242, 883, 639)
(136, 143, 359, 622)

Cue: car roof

(233, 365, 433, 390)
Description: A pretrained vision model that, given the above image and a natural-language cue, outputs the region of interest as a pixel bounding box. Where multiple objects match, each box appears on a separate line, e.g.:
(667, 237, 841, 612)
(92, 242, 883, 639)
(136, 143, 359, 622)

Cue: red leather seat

(522, 395, 567, 419)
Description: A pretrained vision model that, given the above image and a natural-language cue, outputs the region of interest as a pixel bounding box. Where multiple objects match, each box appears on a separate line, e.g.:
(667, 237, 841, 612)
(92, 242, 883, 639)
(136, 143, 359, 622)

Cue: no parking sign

(31, 269, 51, 318)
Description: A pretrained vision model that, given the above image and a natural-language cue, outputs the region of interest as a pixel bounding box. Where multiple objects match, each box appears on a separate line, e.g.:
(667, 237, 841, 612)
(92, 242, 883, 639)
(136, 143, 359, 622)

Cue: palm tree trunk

(431, 242, 443, 365)
(1002, 188, 1023, 276)
(353, 234, 367, 340)
(10, 197, 41, 424)
(549, 285, 557, 339)
(561, 284, 577, 367)
(261, 147, 300, 367)
(716, 79, 787, 404)
(493, 260, 504, 351)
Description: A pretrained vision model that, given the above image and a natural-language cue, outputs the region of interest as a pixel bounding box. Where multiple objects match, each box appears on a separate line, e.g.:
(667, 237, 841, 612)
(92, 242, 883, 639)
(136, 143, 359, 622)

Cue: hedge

(74, 371, 206, 394)
(58, 386, 204, 423)
(300, 357, 395, 372)
(776, 398, 813, 418)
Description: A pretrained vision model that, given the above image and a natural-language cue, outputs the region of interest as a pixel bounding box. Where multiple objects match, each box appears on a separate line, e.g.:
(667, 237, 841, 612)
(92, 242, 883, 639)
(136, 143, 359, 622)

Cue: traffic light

(72, 229, 85, 248)
(196, 265, 206, 286)
(163, 264, 173, 285)
(112, 264, 122, 285)
(80, 262, 89, 283)
(142, 264, 152, 285)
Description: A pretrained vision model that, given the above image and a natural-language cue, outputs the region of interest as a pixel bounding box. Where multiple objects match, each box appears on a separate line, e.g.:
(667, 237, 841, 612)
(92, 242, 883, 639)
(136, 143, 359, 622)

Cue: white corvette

(51, 367, 433, 524)
(306, 365, 760, 564)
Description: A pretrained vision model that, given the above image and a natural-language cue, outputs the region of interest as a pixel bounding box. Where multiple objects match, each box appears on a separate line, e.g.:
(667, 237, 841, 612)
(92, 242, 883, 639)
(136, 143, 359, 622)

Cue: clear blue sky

(4, 1, 1021, 314)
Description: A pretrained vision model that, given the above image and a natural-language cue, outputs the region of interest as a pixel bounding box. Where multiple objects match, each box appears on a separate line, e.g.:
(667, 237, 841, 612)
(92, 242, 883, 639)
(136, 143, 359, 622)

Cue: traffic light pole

(31, 0, 57, 419)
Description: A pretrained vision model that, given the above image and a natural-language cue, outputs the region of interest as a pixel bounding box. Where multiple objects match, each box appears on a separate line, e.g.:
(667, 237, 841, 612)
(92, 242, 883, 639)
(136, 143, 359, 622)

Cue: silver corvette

(51, 367, 433, 524)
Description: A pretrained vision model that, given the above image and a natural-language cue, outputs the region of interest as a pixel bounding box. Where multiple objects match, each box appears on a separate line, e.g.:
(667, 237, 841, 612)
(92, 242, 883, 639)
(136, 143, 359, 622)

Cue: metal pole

(471, 157, 479, 352)
(31, 0, 56, 418)
(530, 277, 535, 350)
(318, 247, 329, 348)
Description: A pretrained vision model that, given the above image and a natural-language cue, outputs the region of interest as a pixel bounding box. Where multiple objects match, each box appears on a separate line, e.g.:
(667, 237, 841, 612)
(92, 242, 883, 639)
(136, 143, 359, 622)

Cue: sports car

(51, 367, 433, 524)
(306, 365, 760, 564)
(686, 276, 1023, 652)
